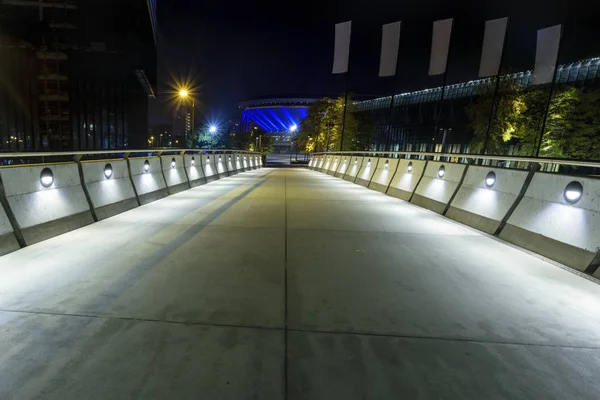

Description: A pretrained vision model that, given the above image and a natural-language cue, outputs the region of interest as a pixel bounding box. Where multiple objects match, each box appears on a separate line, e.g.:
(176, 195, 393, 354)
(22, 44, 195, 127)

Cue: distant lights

(438, 165, 446, 178)
(143, 160, 150, 173)
(564, 181, 583, 203)
(407, 162, 413, 172)
(40, 168, 54, 187)
(209, 125, 217, 134)
(104, 163, 113, 179)
(485, 171, 496, 188)
(171, 158, 176, 169)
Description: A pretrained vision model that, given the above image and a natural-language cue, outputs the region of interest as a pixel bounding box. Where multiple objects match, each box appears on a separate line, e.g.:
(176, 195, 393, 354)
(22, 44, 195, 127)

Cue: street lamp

(179, 88, 194, 146)
(209, 125, 217, 134)
(289, 124, 298, 163)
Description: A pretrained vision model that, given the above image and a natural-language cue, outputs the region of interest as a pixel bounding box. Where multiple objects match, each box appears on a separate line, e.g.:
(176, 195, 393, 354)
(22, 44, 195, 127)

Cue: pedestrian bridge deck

(1, 168, 599, 399)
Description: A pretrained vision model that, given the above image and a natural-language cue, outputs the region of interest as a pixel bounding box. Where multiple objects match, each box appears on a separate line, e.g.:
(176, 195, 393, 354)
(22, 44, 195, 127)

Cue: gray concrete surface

(1, 168, 600, 399)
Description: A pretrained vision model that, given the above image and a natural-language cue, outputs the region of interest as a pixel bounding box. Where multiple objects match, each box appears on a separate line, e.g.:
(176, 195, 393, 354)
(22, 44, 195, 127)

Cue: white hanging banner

(533, 24, 562, 85)
(428, 18, 454, 76)
(378, 21, 402, 77)
(332, 21, 352, 74)
(478, 17, 509, 78)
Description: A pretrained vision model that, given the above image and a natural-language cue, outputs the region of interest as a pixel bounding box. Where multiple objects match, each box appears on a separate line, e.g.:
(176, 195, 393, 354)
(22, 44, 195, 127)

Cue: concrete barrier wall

(327, 156, 341, 175)
(0, 205, 18, 255)
(318, 155, 331, 172)
(387, 159, 427, 201)
(129, 157, 168, 205)
(355, 157, 378, 187)
(411, 161, 467, 214)
(242, 154, 249, 170)
(335, 156, 351, 178)
(308, 155, 318, 169)
(499, 173, 600, 272)
(215, 154, 229, 178)
(225, 154, 238, 175)
(368, 158, 400, 193)
(316, 155, 326, 171)
(343, 157, 364, 182)
(445, 166, 529, 234)
(0, 163, 94, 245)
(202, 154, 219, 182)
(234, 154, 245, 172)
(161, 155, 190, 194)
(82, 159, 138, 220)
(184, 155, 206, 187)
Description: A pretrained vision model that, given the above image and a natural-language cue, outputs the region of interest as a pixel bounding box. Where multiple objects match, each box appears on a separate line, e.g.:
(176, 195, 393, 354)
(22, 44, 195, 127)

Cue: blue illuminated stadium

(239, 97, 316, 133)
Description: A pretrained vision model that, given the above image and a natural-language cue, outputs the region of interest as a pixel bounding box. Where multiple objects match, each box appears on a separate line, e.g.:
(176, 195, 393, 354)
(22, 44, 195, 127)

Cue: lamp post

(179, 89, 194, 146)
(289, 124, 297, 164)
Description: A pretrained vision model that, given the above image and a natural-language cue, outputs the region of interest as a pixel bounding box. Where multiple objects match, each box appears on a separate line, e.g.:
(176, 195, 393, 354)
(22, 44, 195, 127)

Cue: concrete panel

(343, 156, 364, 182)
(184, 155, 206, 187)
(335, 156, 351, 178)
(411, 161, 466, 214)
(316, 155, 326, 172)
(317, 155, 331, 173)
(129, 157, 168, 205)
(215, 154, 229, 178)
(0, 205, 19, 256)
(201, 154, 219, 182)
(500, 173, 600, 271)
(308, 155, 318, 169)
(242, 154, 250, 171)
(387, 159, 427, 201)
(82, 160, 138, 221)
(368, 158, 399, 193)
(234, 154, 245, 172)
(224, 154, 237, 175)
(355, 157, 378, 187)
(0, 163, 94, 244)
(445, 166, 528, 234)
(326, 156, 341, 176)
(161, 155, 189, 195)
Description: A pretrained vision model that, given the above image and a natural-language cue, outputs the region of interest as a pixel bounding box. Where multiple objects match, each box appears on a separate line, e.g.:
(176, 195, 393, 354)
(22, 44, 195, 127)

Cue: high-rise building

(0, 0, 157, 151)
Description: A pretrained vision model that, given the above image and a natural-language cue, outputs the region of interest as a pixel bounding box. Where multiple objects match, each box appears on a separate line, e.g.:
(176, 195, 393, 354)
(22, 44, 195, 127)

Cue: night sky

(149, 0, 598, 125)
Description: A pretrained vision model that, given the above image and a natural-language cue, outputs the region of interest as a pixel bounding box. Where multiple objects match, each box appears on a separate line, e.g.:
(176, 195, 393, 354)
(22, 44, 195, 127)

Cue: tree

(465, 83, 524, 154)
(296, 96, 374, 152)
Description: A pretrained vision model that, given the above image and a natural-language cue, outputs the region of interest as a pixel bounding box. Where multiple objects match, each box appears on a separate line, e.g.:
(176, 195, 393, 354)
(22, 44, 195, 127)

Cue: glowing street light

(209, 125, 217, 134)
(178, 87, 194, 146)
(179, 89, 188, 98)
(289, 124, 298, 133)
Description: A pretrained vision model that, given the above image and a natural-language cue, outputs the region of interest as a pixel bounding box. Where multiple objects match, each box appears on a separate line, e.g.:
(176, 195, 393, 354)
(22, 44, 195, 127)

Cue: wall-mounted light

(191, 157, 196, 166)
(170, 158, 176, 169)
(485, 171, 496, 188)
(367, 159, 371, 168)
(104, 163, 113, 179)
(564, 181, 583, 203)
(206, 156, 210, 164)
(143, 160, 150, 173)
(354, 158, 358, 165)
(218, 155, 222, 163)
(40, 168, 54, 187)
(438, 165, 445, 178)
(384, 160, 389, 170)
(407, 162, 413, 173)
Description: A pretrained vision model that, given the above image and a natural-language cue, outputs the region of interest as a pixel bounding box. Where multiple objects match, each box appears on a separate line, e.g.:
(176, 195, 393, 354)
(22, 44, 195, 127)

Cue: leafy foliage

(466, 83, 600, 160)
(296, 96, 375, 152)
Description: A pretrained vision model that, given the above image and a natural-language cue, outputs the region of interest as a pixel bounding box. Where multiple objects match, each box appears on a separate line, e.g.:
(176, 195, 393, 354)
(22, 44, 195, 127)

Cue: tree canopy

(466, 84, 600, 160)
(296, 96, 375, 152)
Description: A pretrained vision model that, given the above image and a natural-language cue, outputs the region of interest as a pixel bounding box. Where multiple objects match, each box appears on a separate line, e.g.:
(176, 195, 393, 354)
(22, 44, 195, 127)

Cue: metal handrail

(310, 151, 600, 169)
(0, 149, 262, 159)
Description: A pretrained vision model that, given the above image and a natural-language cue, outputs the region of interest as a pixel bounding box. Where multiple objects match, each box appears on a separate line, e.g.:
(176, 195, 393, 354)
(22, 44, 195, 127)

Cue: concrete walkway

(1, 168, 600, 399)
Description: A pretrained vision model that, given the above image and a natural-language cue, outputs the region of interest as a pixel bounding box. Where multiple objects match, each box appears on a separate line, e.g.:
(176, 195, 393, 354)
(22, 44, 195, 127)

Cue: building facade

(0, 0, 157, 151)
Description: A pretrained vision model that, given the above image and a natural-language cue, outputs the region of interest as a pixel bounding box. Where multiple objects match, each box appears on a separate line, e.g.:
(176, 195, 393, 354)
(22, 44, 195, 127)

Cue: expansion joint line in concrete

(75, 158, 99, 222)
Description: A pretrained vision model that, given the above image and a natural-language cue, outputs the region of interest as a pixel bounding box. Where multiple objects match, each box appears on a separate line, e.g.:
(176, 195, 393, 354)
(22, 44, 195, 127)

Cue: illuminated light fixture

(209, 125, 217, 134)
(343, 159, 347, 164)
(289, 124, 298, 132)
(438, 165, 446, 178)
(237, 155, 240, 160)
(407, 162, 413, 172)
(219, 155, 222, 163)
(206, 156, 211, 164)
(229, 155, 232, 160)
(564, 181, 583, 203)
(384, 160, 389, 170)
(485, 171, 496, 188)
(367, 159, 371, 168)
(104, 163, 113, 179)
(143, 160, 150, 173)
(191, 157, 196, 166)
(354, 158, 358, 166)
(40, 168, 54, 187)
(170, 158, 176, 169)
